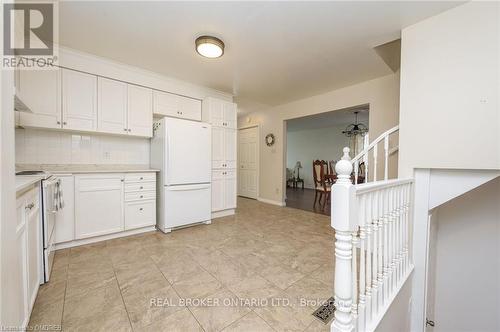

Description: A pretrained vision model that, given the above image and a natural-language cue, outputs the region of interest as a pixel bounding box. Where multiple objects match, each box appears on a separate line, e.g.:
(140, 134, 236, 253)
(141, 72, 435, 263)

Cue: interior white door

(238, 126, 259, 199)
(62, 69, 97, 131)
(164, 118, 211, 185)
(98, 77, 128, 134)
(17, 68, 61, 129)
(128, 84, 153, 137)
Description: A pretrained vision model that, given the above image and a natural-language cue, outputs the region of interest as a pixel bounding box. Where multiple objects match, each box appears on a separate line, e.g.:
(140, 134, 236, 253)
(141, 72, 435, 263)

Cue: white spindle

(331, 148, 356, 332)
(358, 195, 366, 330)
(373, 145, 378, 182)
(384, 136, 389, 180)
(365, 193, 373, 325)
(352, 229, 359, 325)
(354, 160, 359, 185)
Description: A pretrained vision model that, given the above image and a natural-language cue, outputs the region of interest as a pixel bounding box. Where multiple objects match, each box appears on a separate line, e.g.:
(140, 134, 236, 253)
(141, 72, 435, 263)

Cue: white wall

(286, 125, 350, 189)
(376, 276, 413, 332)
(15, 128, 150, 165)
(238, 73, 400, 203)
(429, 177, 500, 332)
(399, 2, 500, 177)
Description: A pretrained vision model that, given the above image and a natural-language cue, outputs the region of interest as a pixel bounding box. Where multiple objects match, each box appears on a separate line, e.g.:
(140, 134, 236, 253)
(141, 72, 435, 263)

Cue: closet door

(98, 77, 128, 134)
(62, 69, 97, 131)
(128, 85, 153, 137)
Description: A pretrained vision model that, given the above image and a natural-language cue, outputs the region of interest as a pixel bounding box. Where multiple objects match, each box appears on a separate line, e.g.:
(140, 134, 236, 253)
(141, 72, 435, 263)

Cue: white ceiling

(58, 1, 462, 111)
(287, 106, 369, 132)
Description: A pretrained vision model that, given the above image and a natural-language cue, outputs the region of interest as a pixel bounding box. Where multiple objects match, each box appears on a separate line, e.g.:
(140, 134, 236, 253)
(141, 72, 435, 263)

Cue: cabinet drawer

(125, 200, 156, 230)
(212, 161, 236, 169)
(124, 181, 156, 193)
(124, 191, 156, 202)
(124, 173, 156, 183)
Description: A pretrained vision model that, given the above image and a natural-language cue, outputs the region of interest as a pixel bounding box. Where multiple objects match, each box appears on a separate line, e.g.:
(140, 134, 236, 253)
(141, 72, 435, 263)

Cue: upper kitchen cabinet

(98, 77, 127, 135)
(202, 97, 237, 129)
(16, 67, 62, 129)
(128, 84, 153, 137)
(62, 68, 98, 132)
(153, 90, 201, 121)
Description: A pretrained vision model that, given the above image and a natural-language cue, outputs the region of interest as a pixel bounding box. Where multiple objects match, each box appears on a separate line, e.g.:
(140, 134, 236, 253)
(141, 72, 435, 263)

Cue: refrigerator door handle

(167, 184, 210, 191)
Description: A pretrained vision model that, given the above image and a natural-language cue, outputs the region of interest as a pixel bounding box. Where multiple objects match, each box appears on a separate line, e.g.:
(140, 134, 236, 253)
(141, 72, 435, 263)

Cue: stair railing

(331, 147, 414, 332)
(352, 125, 399, 184)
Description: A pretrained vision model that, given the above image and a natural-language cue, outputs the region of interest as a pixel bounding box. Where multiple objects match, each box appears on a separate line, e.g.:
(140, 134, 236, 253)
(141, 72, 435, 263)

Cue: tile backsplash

(16, 129, 150, 165)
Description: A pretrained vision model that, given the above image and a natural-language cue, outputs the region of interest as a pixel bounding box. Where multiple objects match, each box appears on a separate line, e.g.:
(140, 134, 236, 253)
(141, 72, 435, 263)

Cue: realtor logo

(3, 1, 58, 69)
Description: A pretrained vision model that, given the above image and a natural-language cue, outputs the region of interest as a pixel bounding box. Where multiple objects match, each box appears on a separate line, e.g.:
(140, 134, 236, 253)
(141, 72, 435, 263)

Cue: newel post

(331, 147, 357, 332)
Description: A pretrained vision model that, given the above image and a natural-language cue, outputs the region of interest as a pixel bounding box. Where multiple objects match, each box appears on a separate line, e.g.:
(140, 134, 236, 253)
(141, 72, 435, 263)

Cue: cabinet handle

(63, 122, 67, 125)
(121, 179, 124, 182)
(140, 186, 143, 189)
(124, 128, 127, 132)
(25, 203, 34, 210)
(139, 208, 143, 211)
(140, 177, 143, 180)
(140, 195, 143, 198)
(57, 121, 61, 125)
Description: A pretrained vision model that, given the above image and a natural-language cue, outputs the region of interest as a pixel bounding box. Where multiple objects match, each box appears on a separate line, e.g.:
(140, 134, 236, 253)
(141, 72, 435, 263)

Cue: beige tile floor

(28, 198, 335, 332)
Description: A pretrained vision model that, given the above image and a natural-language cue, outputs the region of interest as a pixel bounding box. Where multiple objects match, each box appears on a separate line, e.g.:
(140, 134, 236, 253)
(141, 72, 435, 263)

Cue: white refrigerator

(151, 117, 212, 232)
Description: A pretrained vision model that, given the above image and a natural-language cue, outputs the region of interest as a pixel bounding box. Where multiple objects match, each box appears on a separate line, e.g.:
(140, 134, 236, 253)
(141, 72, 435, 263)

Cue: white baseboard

(257, 197, 285, 206)
(54, 226, 156, 250)
(212, 209, 235, 219)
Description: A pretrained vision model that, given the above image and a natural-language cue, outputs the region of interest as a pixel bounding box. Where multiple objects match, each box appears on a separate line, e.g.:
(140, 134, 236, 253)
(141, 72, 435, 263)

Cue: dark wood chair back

(312, 160, 328, 189)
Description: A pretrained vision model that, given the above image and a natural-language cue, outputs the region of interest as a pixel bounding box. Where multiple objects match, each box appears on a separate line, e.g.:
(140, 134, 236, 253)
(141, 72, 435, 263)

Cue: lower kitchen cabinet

(75, 174, 124, 239)
(14, 184, 41, 329)
(66, 172, 157, 243)
(211, 169, 237, 212)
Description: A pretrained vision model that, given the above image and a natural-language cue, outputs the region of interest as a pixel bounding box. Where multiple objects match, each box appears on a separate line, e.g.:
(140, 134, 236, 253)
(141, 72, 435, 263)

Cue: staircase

(330, 126, 414, 332)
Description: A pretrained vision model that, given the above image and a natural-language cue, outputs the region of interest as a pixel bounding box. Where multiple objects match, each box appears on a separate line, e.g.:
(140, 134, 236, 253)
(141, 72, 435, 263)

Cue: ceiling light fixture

(195, 36, 224, 58)
(342, 111, 368, 137)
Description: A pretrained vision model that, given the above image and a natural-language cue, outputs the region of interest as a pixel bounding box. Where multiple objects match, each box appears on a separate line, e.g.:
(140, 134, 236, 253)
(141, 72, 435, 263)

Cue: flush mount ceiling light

(195, 36, 224, 58)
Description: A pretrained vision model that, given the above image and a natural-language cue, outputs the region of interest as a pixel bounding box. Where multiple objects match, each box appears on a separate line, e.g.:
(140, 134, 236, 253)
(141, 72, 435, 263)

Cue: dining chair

(312, 160, 331, 208)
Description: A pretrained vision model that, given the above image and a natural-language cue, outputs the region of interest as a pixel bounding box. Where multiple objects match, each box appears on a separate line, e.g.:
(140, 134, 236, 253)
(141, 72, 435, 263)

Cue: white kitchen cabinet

(224, 170, 237, 209)
(14, 185, 41, 329)
(153, 90, 201, 121)
(55, 175, 75, 244)
(75, 174, 124, 239)
(211, 170, 237, 212)
(128, 84, 153, 137)
(16, 68, 62, 129)
(202, 97, 237, 129)
(62, 68, 97, 131)
(203, 97, 238, 214)
(98, 77, 128, 134)
(124, 173, 156, 230)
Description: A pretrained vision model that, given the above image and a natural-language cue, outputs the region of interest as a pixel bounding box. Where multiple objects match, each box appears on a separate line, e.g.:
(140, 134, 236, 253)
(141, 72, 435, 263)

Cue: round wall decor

(265, 133, 275, 147)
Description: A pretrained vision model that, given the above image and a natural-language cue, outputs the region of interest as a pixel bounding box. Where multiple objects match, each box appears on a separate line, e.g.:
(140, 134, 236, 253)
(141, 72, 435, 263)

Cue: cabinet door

(17, 68, 61, 129)
(211, 170, 225, 212)
(98, 77, 127, 134)
(124, 200, 155, 230)
(128, 85, 153, 137)
(62, 69, 97, 131)
(223, 102, 237, 129)
(212, 127, 225, 169)
(178, 96, 201, 121)
(224, 128, 237, 168)
(153, 90, 179, 118)
(55, 175, 75, 244)
(224, 170, 237, 210)
(26, 195, 40, 310)
(75, 174, 124, 239)
(203, 98, 224, 127)
(14, 196, 28, 328)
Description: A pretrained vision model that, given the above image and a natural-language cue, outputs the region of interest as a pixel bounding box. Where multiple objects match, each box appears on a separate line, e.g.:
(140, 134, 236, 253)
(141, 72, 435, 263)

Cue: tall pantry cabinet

(202, 97, 237, 217)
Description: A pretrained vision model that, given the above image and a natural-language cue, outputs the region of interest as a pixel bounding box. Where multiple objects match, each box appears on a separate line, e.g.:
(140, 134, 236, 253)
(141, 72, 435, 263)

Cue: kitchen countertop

(16, 164, 160, 174)
(16, 175, 45, 193)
